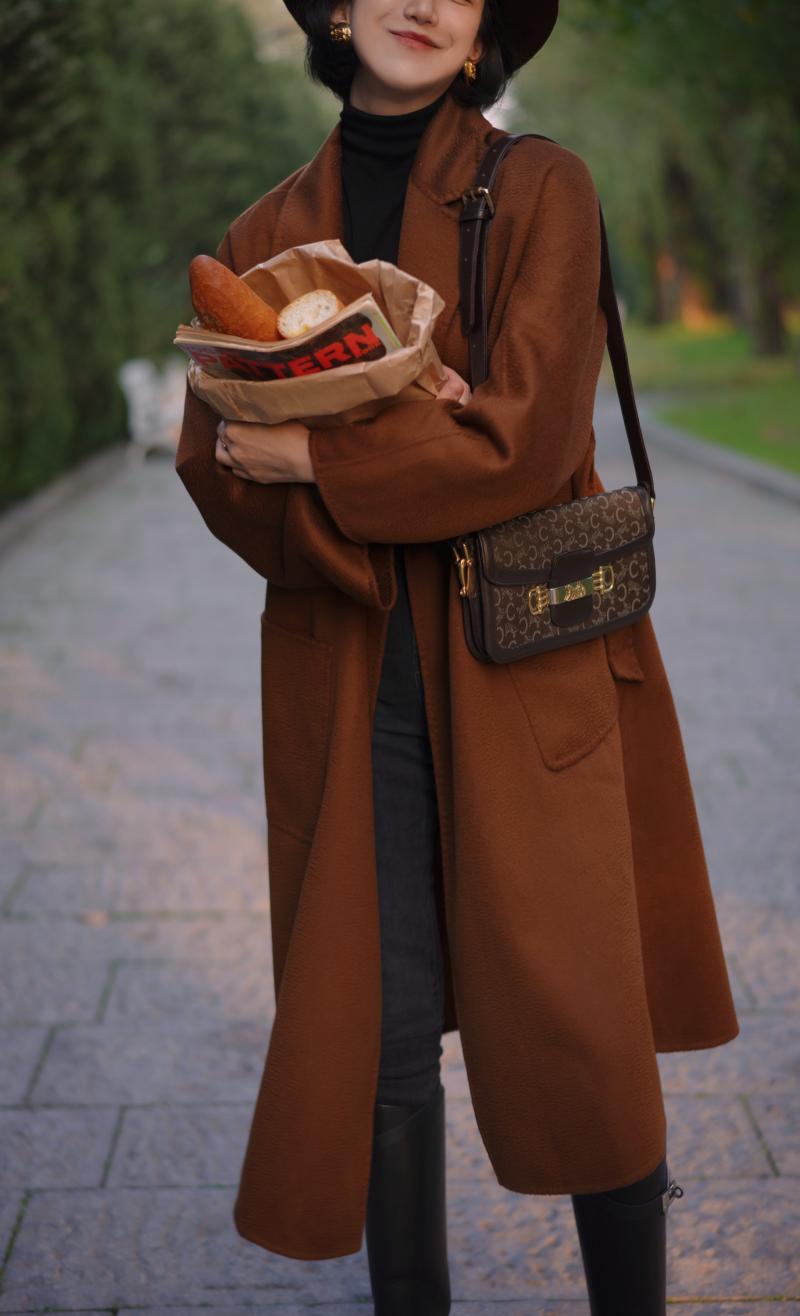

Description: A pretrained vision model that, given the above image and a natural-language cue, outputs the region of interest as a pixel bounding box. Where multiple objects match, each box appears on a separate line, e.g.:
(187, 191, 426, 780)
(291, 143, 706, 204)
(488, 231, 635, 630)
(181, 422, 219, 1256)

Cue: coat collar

(270, 91, 506, 360)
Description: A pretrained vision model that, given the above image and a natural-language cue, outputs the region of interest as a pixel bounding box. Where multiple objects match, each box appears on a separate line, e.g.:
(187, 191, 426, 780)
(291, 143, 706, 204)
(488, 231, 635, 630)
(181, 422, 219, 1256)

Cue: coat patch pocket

(260, 613, 334, 840)
(507, 633, 619, 771)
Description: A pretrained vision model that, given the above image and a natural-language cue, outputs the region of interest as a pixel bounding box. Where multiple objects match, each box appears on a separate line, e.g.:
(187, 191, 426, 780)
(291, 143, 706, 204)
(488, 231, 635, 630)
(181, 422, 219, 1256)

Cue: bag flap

(476, 485, 653, 587)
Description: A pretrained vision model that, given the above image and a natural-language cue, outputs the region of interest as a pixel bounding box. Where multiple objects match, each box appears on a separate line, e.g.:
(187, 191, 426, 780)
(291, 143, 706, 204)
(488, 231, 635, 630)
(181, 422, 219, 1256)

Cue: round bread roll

(189, 254, 280, 342)
(277, 289, 345, 339)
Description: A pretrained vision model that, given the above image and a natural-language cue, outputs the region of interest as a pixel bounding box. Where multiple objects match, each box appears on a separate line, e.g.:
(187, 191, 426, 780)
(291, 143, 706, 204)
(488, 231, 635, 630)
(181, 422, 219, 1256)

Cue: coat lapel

(270, 92, 505, 362)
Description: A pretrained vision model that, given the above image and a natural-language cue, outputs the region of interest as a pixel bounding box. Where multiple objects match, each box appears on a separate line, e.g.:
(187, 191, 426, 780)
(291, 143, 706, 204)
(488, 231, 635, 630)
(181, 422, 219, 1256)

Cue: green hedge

(0, 0, 328, 510)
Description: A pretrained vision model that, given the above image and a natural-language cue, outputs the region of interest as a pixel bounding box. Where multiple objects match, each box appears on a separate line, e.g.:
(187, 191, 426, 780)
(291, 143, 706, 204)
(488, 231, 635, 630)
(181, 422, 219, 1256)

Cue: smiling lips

(392, 30, 438, 49)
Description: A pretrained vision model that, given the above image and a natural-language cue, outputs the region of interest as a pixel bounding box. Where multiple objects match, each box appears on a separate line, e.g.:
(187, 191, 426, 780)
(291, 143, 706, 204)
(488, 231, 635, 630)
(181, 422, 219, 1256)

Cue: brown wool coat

(175, 89, 739, 1261)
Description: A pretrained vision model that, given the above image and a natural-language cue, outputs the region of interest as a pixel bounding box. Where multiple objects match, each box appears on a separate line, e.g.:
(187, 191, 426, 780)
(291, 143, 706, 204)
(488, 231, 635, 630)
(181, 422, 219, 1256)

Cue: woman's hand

(213, 365, 471, 484)
(215, 417, 314, 483)
(436, 365, 472, 406)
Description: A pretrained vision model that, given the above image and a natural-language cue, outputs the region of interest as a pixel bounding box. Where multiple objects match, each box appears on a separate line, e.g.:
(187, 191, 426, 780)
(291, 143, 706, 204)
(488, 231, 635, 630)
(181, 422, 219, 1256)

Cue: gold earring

(329, 21, 352, 42)
(463, 57, 477, 83)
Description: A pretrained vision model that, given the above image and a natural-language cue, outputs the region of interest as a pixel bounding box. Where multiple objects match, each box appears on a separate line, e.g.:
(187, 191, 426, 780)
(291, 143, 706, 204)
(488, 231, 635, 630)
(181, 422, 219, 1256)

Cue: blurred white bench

(118, 358, 188, 457)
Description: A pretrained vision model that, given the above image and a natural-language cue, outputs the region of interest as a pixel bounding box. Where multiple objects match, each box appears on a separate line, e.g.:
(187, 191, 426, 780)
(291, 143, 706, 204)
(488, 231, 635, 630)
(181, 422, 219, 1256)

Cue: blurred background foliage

(0, 0, 327, 508)
(511, 0, 800, 473)
(516, 1, 799, 349)
(1, 0, 798, 511)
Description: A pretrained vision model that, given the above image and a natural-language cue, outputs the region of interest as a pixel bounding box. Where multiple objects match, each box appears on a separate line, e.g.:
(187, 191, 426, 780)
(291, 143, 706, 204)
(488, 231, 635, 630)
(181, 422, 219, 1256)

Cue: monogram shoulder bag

(449, 133, 656, 664)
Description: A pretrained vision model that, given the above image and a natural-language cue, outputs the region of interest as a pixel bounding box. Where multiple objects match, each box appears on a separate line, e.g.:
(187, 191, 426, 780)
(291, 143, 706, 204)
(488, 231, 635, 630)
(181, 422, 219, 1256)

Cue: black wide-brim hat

(282, 1, 559, 74)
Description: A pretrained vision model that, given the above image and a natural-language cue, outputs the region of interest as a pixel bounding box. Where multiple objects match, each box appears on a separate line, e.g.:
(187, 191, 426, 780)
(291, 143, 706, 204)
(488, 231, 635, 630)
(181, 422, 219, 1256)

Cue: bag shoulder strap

(458, 131, 655, 503)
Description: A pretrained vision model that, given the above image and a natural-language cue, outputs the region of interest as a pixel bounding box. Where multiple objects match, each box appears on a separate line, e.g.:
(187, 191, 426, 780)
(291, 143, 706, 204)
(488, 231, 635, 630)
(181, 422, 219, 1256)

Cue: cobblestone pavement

(1, 384, 798, 1312)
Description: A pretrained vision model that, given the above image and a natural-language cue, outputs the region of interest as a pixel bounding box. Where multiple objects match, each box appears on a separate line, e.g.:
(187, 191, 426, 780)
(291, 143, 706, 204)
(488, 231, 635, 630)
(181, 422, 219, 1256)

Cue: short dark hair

(302, 0, 515, 111)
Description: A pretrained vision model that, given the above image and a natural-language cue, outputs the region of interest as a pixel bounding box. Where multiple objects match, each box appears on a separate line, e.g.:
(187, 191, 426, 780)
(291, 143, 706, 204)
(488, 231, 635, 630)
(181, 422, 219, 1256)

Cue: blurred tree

(228, 0, 305, 61)
(511, 0, 799, 355)
(0, 0, 327, 509)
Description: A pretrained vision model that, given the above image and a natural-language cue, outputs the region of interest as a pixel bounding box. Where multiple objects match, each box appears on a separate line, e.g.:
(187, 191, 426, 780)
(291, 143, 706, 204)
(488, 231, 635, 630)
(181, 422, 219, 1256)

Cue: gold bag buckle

(528, 564, 615, 616)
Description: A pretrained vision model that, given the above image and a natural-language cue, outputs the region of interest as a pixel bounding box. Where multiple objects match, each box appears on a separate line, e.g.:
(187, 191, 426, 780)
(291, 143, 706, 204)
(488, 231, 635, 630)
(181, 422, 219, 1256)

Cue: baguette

(189, 254, 280, 342)
(188, 253, 347, 343)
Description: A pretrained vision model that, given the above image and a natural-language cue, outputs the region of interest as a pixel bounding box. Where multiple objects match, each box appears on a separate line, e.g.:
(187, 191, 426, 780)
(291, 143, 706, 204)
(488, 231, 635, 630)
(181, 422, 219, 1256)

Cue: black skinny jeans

(369, 547, 671, 1211)
(371, 545, 445, 1106)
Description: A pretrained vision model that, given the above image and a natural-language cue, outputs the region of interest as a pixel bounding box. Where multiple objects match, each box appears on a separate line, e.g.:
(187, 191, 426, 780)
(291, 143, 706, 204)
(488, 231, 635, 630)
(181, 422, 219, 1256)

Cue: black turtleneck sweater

(339, 86, 450, 265)
(339, 88, 450, 689)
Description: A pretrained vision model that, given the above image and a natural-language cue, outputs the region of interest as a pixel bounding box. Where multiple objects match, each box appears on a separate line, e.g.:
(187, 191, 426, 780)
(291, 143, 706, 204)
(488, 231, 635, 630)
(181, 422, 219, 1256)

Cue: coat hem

(494, 1141, 668, 1199)
(233, 1216, 363, 1261)
(654, 1021, 740, 1053)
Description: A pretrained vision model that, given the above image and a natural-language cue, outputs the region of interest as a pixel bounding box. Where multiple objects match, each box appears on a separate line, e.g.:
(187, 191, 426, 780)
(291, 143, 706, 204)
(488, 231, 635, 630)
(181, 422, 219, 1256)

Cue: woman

(175, 1, 740, 1311)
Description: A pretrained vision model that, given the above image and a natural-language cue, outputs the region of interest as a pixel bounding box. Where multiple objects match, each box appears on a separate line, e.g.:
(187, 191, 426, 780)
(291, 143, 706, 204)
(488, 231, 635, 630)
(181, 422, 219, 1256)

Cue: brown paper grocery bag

(176, 239, 448, 427)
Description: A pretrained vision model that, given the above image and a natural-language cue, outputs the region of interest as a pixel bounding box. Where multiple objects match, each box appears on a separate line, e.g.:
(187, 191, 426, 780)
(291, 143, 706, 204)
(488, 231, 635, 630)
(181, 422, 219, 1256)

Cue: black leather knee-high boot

(570, 1156, 684, 1316)
(365, 1079, 451, 1316)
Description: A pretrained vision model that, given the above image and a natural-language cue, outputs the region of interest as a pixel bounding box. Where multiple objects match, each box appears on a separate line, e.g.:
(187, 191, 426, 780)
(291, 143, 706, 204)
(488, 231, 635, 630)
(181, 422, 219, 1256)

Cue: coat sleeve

(306, 152, 605, 544)
(174, 232, 396, 608)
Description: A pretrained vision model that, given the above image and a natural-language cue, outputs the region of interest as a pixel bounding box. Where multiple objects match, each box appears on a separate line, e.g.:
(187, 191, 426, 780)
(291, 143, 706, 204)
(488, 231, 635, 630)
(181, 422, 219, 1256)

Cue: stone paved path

(1, 384, 798, 1312)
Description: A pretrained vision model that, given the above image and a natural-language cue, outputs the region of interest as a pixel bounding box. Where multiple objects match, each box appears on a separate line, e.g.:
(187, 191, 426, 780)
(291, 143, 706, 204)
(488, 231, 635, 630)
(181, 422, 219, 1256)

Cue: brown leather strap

(458, 133, 655, 502)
